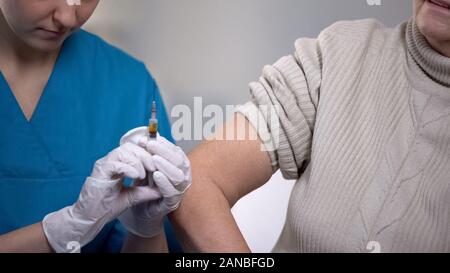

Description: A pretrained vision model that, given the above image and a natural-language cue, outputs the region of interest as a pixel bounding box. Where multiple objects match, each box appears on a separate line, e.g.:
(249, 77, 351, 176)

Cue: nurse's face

(0, 0, 100, 52)
(414, 0, 450, 56)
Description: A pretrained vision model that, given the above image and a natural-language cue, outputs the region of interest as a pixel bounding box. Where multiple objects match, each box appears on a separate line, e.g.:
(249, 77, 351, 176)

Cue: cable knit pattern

(236, 18, 450, 252)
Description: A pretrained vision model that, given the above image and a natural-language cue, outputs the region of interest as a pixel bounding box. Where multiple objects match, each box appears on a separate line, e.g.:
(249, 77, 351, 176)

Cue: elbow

(206, 170, 240, 208)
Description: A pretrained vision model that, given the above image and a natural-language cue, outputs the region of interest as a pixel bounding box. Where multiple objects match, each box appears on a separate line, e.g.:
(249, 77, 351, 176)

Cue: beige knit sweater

(237, 18, 450, 253)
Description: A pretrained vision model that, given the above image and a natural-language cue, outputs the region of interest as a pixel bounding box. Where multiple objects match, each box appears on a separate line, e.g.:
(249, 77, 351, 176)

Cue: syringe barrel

(148, 118, 158, 139)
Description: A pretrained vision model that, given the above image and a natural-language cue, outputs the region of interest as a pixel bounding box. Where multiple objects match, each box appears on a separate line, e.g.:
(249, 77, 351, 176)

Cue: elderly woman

(171, 0, 450, 252)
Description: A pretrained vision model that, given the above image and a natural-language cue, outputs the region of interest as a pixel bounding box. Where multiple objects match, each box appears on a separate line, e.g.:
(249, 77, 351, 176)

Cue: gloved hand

(118, 127, 192, 238)
(42, 142, 161, 253)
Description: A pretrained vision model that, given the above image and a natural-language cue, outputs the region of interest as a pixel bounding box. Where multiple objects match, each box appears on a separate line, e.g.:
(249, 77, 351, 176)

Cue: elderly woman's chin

(415, 0, 450, 44)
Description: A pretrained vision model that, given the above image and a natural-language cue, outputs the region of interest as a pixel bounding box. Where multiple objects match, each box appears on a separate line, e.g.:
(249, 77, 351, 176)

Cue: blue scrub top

(0, 30, 181, 252)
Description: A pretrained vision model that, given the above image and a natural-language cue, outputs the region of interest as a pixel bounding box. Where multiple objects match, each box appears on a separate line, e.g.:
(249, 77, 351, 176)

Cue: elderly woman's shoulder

(314, 18, 407, 51)
(320, 19, 406, 40)
(324, 18, 385, 34)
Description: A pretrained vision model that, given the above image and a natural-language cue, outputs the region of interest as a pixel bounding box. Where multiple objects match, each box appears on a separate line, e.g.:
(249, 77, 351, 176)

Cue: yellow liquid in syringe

(148, 120, 158, 139)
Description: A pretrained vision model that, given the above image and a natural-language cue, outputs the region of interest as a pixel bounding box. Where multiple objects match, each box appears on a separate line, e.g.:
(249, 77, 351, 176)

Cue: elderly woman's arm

(169, 113, 274, 252)
(170, 31, 324, 252)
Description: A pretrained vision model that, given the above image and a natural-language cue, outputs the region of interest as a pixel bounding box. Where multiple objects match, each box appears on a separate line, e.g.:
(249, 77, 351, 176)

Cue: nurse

(0, 0, 191, 252)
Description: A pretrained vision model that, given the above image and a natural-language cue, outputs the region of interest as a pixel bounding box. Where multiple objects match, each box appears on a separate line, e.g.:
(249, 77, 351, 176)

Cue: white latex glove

(42, 142, 161, 253)
(118, 127, 192, 238)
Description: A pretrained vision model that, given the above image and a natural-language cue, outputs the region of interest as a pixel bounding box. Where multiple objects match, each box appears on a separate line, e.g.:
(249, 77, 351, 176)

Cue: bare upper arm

(189, 113, 274, 206)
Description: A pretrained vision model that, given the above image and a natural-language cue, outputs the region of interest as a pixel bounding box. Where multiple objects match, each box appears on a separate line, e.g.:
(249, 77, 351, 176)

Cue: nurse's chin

(25, 36, 66, 53)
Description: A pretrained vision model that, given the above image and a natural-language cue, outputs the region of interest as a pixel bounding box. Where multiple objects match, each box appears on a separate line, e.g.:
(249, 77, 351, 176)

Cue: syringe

(148, 101, 158, 140)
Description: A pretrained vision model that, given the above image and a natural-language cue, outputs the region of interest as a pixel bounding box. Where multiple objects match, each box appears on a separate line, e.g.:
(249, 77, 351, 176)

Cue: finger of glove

(116, 146, 146, 180)
(110, 161, 142, 180)
(125, 185, 163, 207)
(153, 171, 180, 198)
(139, 138, 184, 168)
(122, 142, 156, 172)
(155, 134, 178, 150)
(120, 127, 147, 146)
(153, 155, 185, 185)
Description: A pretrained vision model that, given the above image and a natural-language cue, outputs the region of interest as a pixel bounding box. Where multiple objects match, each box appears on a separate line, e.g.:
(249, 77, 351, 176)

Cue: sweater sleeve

(236, 37, 323, 180)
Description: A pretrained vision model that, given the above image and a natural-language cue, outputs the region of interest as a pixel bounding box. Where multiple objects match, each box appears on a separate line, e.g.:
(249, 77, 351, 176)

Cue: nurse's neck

(0, 13, 60, 122)
(0, 14, 59, 73)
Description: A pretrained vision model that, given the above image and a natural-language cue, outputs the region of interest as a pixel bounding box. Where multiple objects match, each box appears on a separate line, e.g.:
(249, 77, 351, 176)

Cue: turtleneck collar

(406, 18, 450, 88)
